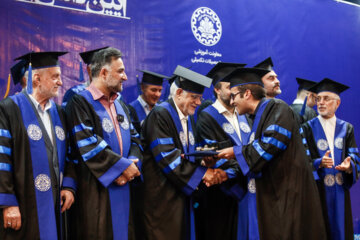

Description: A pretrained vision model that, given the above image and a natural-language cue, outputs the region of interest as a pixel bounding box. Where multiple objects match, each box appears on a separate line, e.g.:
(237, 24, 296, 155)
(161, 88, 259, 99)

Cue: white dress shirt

(137, 95, 151, 116)
(292, 98, 304, 105)
(29, 94, 54, 144)
(173, 98, 188, 145)
(318, 115, 337, 159)
(212, 100, 241, 142)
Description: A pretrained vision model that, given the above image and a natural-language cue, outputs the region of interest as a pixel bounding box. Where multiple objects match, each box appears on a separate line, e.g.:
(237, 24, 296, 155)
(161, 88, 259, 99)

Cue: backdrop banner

(1, 0, 360, 235)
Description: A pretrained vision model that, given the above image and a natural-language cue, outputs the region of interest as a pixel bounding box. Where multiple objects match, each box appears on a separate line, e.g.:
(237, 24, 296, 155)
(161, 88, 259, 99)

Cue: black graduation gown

(65, 93, 142, 240)
(289, 103, 317, 125)
(0, 94, 76, 240)
(302, 118, 359, 240)
(195, 108, 243, 240)
(141, 99, 207, 240)
(235, 98, 327, 240)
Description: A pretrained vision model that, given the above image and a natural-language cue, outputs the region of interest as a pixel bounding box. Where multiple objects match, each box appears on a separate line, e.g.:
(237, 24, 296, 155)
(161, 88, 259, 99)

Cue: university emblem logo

(240, 122, 251, 133)
(191, 7, 222, 46)
(189, 132, 195, 146)
(102, 118, 114, 133)
(121, 118, 129, 130)
(55, 126, 65, 141)
(249, 132, 255, 144)
(334, 137, 343, 150)
(317, 139, 329, 151)
(222, 123, 235, 134)
(335, 172, 343, 185)
(324, 174, 335, 187)
(179, 131, 187, 147)
(248, 178, 256, 194)
(35, 174, 51, 192)
(27, 124, 42, 141)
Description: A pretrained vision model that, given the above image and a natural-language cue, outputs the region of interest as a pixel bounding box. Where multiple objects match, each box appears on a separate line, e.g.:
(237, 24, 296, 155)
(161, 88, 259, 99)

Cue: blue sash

(308, 117, 347, 240)
(10, 93, 66, 240)
(236, 99, 270, 240)
(158, 102, 195, 158)
(203, 105, 248, 146)
(80, 90, 131, 240)
(158, 101, 196, 240)
(130, 99, 147, 124)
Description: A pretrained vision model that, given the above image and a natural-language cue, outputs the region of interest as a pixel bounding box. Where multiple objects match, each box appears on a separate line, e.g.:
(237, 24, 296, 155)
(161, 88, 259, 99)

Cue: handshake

(202, 168, 228, 187)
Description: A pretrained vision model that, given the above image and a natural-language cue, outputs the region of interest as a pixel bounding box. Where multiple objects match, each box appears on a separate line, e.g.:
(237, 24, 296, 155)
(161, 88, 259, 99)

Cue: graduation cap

(296, 78, 317, 91)
(222, 67, 270, 88)
(206, 62, 247, 86)
(79, 46, 109, 65)
(14, 51, 67, 69)
(173, 65, 212, 94)
(10, 59, 28, 85)
(308, 78, 349, 95)
(168, 74, 178, 86)
(137, 69, 170, 86)
(14, 51, 67, 94)
(254, 57, 274, 71)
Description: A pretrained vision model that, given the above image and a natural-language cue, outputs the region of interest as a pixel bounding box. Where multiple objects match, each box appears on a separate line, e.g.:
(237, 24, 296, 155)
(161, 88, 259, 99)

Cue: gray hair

(90, 47, 123, 78)
(168, 81, 179, 99)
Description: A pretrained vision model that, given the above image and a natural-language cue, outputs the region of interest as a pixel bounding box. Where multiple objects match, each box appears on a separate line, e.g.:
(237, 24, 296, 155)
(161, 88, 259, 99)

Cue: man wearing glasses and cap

(216, 67, 327, 239)
(302, 78, 359, 240)
(195, 62, 247, 240)
(129, 69, 169, 133)
(0, 51, 76, 239)
(141, 65, 222, 240)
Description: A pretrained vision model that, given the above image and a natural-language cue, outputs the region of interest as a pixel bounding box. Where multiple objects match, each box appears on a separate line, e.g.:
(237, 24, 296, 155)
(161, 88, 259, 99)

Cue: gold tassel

(2, 74, 11, 99)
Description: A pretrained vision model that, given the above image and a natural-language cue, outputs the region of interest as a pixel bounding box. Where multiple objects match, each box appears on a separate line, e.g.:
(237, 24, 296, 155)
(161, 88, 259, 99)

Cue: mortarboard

(173, 65, 212, 94)
(14, 51, 67, 69)
(296, 78, 317, 91)
(206, 62, 247, 86)
(10, 59, 28, 85)
(79, 46, 109, 65)
(138, 69, 169, 86)
(223, 67, 270, 88)
(254, 57, 274, 71)
(308, 78, 349, 95)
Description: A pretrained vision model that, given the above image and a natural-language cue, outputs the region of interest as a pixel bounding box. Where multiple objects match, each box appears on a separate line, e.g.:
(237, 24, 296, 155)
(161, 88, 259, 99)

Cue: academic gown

(141, 99, 207, 240)
(61, 83, 87, 108)
(289, 103, 317, 125)
(0, 93, 76, 240)
(235, 98, 327, 240)
(195, 105, 246, 240)
(65, 91, 142, 240)
(302, 117, 359, 240)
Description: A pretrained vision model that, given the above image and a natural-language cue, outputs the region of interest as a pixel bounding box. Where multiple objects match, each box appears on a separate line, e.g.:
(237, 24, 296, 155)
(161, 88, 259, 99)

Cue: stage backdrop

(1, 0, 360, 235)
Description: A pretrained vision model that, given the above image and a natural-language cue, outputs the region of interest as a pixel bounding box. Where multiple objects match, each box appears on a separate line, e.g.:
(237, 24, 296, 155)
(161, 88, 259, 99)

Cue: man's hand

(114, 175, 128, 186)
(203, 169, 221, 187)
(214, 169, 228, 183)
(335, 156, 352, 173)
(60, 190, 75, 213)
(320, 150, 334, 168)
(114, 159, 141, 186)
(3, 206, 21, 230)
(122, 159, 141, 181)
(216, 147, 235, 160)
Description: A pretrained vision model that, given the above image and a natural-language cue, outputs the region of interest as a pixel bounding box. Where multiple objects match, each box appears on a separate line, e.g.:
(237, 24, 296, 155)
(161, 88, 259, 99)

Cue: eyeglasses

(190, 94, 203, 102)
(230, 91, 242, 100)
(315, 96, 338, 103)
